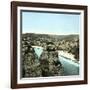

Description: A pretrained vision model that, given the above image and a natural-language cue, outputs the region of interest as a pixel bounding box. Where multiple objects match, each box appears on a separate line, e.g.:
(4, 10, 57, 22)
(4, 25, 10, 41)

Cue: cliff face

(22, 34, 64, 77)
(22, 47, 64, 77)
(21, 33, 79, 77)
(39, 50, 64, 77)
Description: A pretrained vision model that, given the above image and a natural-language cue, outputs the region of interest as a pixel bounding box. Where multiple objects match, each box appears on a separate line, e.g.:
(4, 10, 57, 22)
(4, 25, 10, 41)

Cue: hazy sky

(22, 11, 81, 35)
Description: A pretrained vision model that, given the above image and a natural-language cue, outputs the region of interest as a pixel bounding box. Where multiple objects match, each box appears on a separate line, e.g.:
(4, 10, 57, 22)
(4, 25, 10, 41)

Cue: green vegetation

(22, 33, 79, 77)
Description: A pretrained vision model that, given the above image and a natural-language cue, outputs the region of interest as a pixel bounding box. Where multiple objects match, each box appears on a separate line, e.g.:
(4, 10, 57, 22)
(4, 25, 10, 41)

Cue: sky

(22, 11, 81, 35)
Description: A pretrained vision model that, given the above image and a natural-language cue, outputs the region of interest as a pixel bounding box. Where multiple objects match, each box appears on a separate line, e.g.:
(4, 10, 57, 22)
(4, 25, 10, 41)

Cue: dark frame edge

(11, 1, 87, 10)
(12, 80, 86, 89)
(11, 1, 17, 89)
(84, 6, 88, 84)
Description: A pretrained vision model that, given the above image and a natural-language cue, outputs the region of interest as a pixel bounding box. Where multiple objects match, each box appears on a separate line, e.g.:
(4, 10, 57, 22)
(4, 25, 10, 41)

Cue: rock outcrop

(22, 38, 64, 77)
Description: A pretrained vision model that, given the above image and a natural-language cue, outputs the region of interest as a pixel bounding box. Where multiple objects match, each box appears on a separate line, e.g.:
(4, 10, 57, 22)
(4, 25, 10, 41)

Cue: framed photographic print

(11, 1, 88, 89)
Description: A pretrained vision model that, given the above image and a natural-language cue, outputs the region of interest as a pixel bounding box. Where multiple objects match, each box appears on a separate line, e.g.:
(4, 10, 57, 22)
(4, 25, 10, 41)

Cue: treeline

(22, 33, 79, 60)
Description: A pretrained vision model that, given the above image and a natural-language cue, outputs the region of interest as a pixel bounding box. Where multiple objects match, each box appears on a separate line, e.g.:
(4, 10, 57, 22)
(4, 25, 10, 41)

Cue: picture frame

(11, 1, 88, 89)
